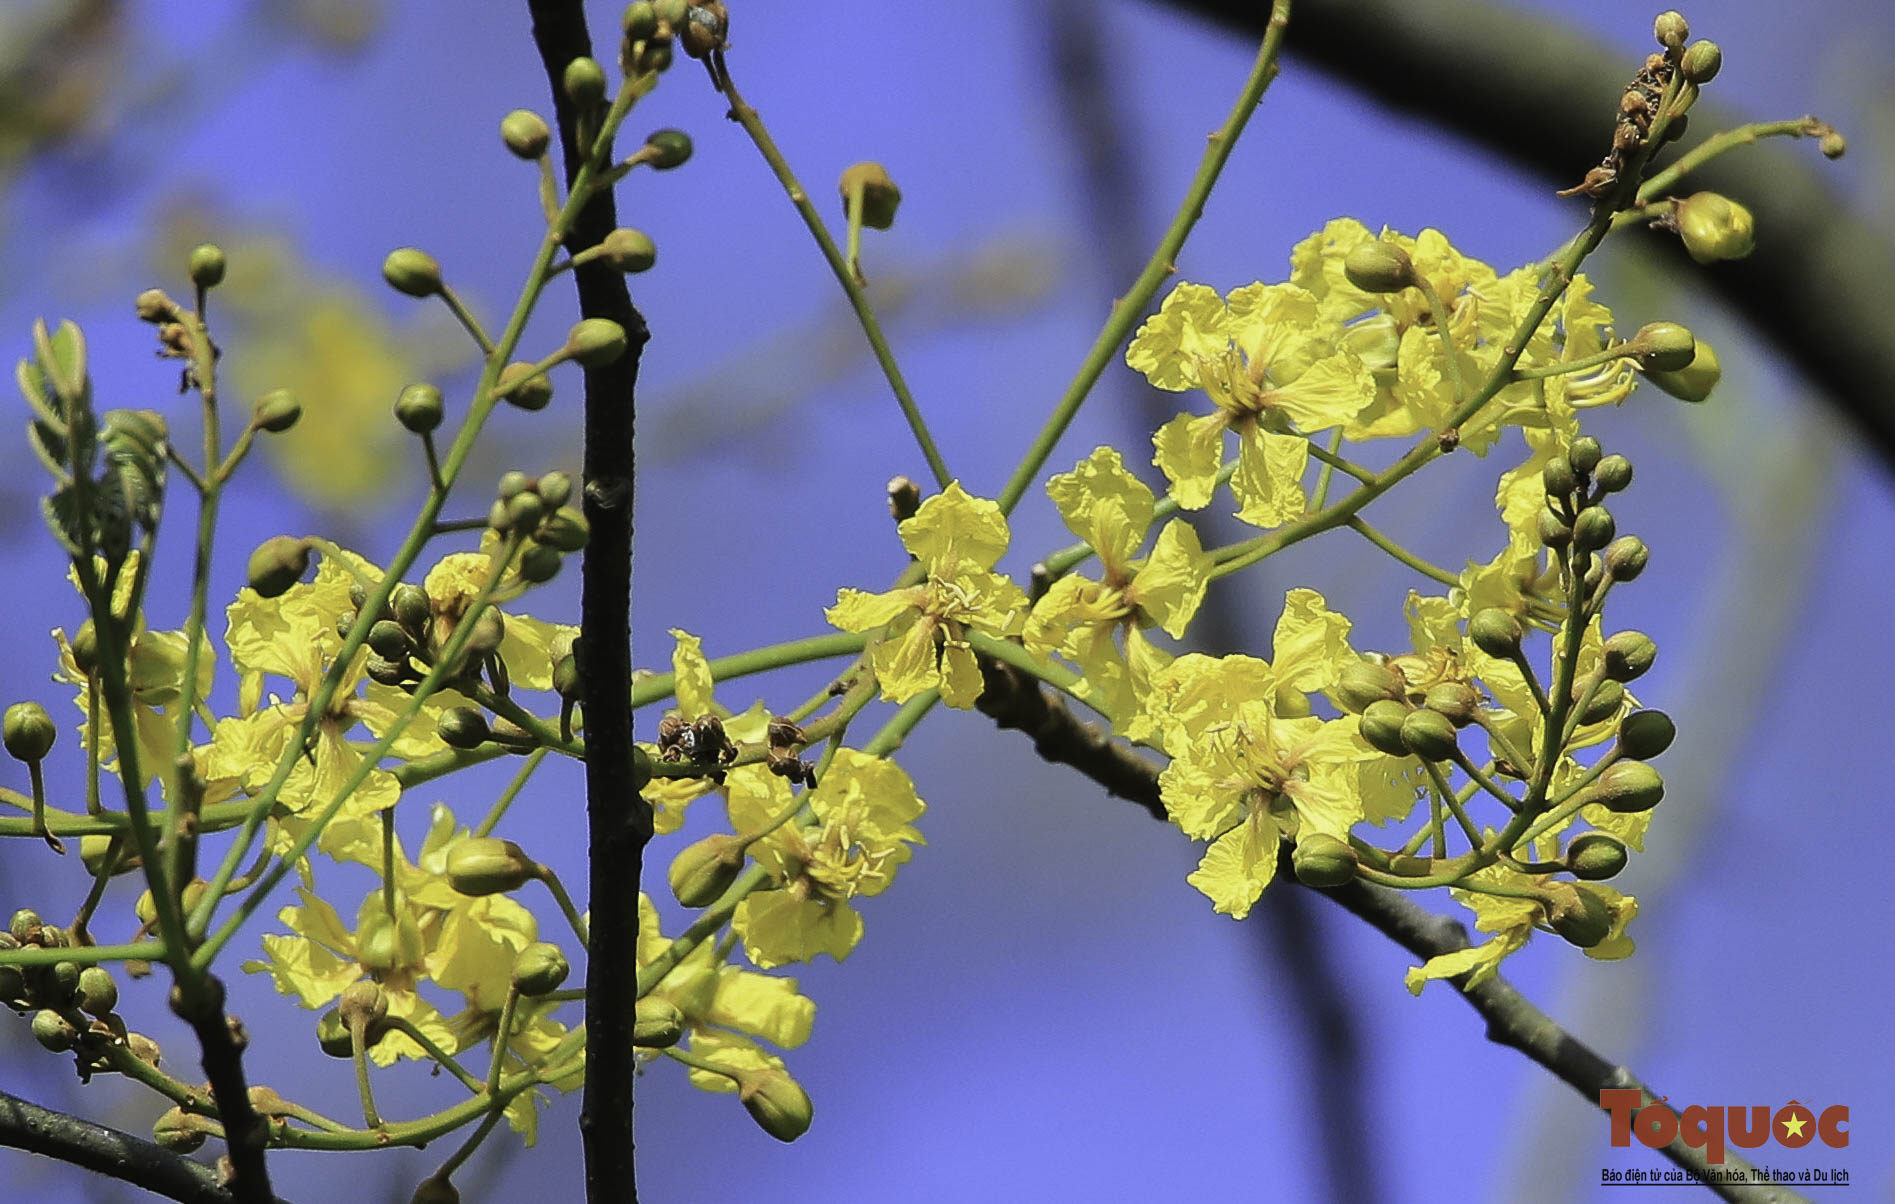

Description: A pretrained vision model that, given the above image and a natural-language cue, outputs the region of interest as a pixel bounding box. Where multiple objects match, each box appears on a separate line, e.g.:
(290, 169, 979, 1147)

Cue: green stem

(1343, 516, 1459, 587)
(474, 748, 549, 837)
(630, 631, 867, 710)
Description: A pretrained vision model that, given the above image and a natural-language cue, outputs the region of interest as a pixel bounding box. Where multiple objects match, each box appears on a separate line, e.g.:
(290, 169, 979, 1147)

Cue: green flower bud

(553, 653, 581, 699)
(1571, 506, 1616, 553)
(246, 536, 311, 599)
(1676, 192, 1755, 264)
(1577, 678, 1625, 726)
(1602, 631, 1657, 682)
(512, 942, 571, 996)
(1358, 699, 1411, 758)
(366, 620, 413, 663)
(36, 922, 71, 949)
(1567, 437, 1602, 478)
(501, 109, 551, 160)
(316, 1008, 356, 1058)
(633, 744, 653, 792)
(1820, 131, 1846, 160)
(1291, 833, 1358, 888)
(1546, 882, 1614, 948)
(1468, 608, 1523, 659)
(1627, 322, 1697, 372)
(356, 907, 423, 976)
(1680, 40, 1721, 84)
(461, 610, 504, 662)
(622, 2, 658, 39)
(1653, 10, 1688, 49)
(532, 470, 572, 507)
(80, 835, 138, 878)
(839, 161, 901, 229)
(538, 507, 591, 552)
(1423, 681, 1480, 727)
(1586, 759, 1665, 813)
(395, 383, 445, 434)
(31, 1009, 78, 1052)
(1537, 507, 1573, 549)
(438, 707, 491, 750)
(1400, 708, 1460, 762)
(517, 541, 563, 584)
(563, 57, 607, 107)
(1334, 659, 1406, 714)
(68, 621, 97, 674)
(1592, 455, 1633, 494)
(446, 837, 537, 896)
(565, 318, 628, 367)
(1617, 709, 1676, 759)
(669, 833, 746, 907)
(77, 966, 118, 1016)
(1604, 535, 1648, 581)
(1341, 240, 1418, 293)
(487, 499, 514, 535)
(382, 247, 444, 298)
(496, 471, 531, 502)
(338, 979, 389, 1032)
(393, 583, 432, 635)
(643, 128, 693, 169)
(1643, 338, 1720, 402)
(738, 1069, 814, 1142)
(1542, 456, 1577, 498)
(188, 244, 227, 289)
(3, 701, 56, 762)
(412, 1175, 462, 1204)
(497, 361, 552, 411)
(153, 1107, 215, 1153)
(507, 491, 546, 532)
(653, 0, 689, 27)
(1567, 832, 1629, 880)
(11, 909, 42, 944)
(364, 655, 407, 687)
(633, 996, 684, 1048)
(251, 388, 301, 433)
(600, 227, 657, 273)
(47, 960, 82, 1005)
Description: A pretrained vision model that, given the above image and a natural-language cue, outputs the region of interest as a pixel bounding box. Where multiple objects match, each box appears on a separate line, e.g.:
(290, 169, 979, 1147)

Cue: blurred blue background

(0, 1, 1890, 1201)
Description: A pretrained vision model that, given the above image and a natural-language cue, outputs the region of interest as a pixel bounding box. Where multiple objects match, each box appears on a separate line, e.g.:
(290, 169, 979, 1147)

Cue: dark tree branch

(973, 660, 1807, 1204)
(172, 974, 272, 1204)
(1159, 0, 1895, 473)
(525, 5, 651, 1202)
(0, 1085, 242, 1204)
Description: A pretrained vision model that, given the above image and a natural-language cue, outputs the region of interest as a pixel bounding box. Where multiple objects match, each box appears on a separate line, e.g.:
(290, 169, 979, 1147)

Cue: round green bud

(635, 35, 674, 74)
(1341, 240, 1418, 294)
(392, 583, 432, 635)
(738, 1069, 814, 1143)
(1602, 631, 1657, 682)
(563, 57, 607, 108)
(250, 388, 301, 433)
(600, 226, 658, 273)
(246, 536, 311, 599)
(1577, 678, 1626, 726)
(1587, 759, 1665, 813)
(411, 1175, 462, 1204)
(463, 609, 505, 660)
(1542, 456, 1577, 498)
(512, 942, 571, 996)
(1358, 699, 1412, 758)
(153, 1107, 216, 1153)
(80, 835, 137, 878)
(1334, 659, 1406, 714)
(69, 621, 97, 674)
(77, 966, 118, 1017)
(1400, 708, 1460, 762)
(1820, 131, 1846, 160)
(187, 243, 227, 289)
(839, 161, 902, 229)
(10, 909, 42, 944)
(1604, 535, 1649, 582)
(497, 362, 552, 411)
(633, 996, 685, 1048)
(3, 701, 56, 762)
(553, 653, 580, 699)
(633, 744, 653, 792)
(653, 0, 689, 27)
(622, 2, 658, 40)
(1291, 833, 1358, 888)
(565, 318, 628, 367)
(497, 471, 532, 502)
(518, 541, 563, 584)
(1643, 338, 1720, 403)
(501, 109, 551, 160)
(338, 979, 389, 1031)
(382, 247, 444, 298)
(1537, 507, 1573, 549)
(1567, 437, 1602, 478)
(36, 922, 71, 949)
(355, 907, 422, 976)
(1676, 192, 1755, 264)
(1424, 681, 1480, 727)
(1468, 608, 1523, 659)
(506, 491, 546, 532)
(363, 655, 406, 687)
(1617, 709, 1677, 759)
(395, 383, 444, 434)
(1680, 40, 1721, 84)
(366, 620, 412, 662)
(1571, 506, 1616, 553)
(316, 1008, 356, 1058)
(49, 960, 82, 1005)
(1592, 455, 1633, 494)
(1653, 11, 1688, 50)
(539, 507, 591, 552)
(438, 707, 491, 750)
(670, 834, 746, 908)
(32, 1009, 78, 1052)
(445, 837, 537, 896)
(536, 471, 574, 508)
(1628, 322, 1696, 372)
(643, 128, 693, 170)
(1546, 883, 1614, 948)
(1567, 832, 1629, 880)
(487, 499, 515, 535)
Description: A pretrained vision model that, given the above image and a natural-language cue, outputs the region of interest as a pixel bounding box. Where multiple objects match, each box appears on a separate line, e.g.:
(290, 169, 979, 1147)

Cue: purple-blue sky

(1, 2, 1891, 1201)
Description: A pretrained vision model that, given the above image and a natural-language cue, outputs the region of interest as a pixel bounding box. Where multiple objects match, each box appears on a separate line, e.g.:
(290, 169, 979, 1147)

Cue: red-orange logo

(1601, 1089, 1849, 1165)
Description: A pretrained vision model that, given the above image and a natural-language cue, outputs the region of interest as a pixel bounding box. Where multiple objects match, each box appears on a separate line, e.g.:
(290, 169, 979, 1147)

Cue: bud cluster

(486, 468, 590, 585)
(2, 911, 160, 1076)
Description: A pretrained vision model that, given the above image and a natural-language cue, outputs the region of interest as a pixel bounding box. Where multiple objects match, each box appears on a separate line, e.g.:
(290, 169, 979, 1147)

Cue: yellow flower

(825, 483, 1027, 708)
(1023, 447, 1212, 729)
(638, 893, 816, 1060)
(1128, 282, 1373, 528)
(637, 629, 772, 834)
(1404, 865, 1637, 994)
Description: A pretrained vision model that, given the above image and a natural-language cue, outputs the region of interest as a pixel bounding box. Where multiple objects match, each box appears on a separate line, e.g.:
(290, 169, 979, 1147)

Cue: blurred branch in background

(1160, 0, 1895, 474)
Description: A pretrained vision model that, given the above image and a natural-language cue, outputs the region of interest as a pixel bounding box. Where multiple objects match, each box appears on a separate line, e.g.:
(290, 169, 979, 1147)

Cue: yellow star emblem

(1779, 1112, 1808, 1139)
